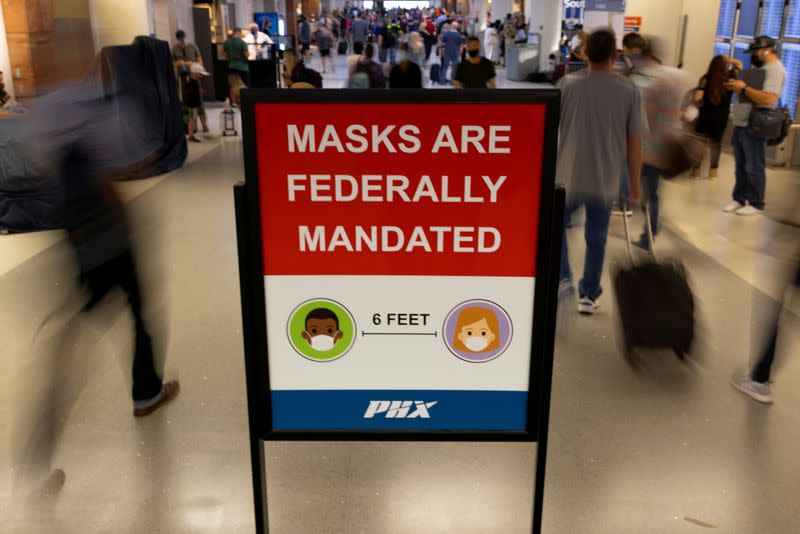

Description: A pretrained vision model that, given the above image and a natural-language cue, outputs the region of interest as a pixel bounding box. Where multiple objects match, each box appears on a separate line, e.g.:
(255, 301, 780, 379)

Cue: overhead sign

(585, 0, 626, 13)
(624, 16, 642, 33)
(563, 0, 586, 20)
(243, 93, 559, 433)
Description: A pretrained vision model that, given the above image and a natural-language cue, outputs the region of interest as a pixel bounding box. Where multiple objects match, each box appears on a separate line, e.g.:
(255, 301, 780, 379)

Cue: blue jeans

(731, 126, 766, 210)
(442, 54, 458, 83)
(388, 47, 396, 65)
(560, 200, 613, 300)
(640, 164, 660, 239)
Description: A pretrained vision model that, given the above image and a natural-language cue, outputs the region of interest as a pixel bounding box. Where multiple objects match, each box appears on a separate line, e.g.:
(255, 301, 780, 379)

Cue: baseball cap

(190, 63, 210, 76)
(747, 35, 777, 52)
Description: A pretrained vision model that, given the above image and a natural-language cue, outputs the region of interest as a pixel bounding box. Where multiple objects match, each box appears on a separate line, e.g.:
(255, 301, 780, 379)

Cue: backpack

(349, 62, 373, 88)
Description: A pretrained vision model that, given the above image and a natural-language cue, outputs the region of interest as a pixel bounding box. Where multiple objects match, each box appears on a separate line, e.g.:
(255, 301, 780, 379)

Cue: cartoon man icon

(302, 308, 343, 352)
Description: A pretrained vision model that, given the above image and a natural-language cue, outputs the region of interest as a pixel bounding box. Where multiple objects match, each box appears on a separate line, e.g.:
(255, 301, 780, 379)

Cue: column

(88, 0, 149, 52)
(0, 0, 15, 98)
(1, 0, 55, 99)
(302, 0, 320, 17)
(525, 0, 561, 69)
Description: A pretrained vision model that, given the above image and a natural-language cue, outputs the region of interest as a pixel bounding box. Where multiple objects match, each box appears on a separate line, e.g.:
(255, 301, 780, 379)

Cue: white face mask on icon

(310, 335, 336, 352)
(465, 337, 490, 352)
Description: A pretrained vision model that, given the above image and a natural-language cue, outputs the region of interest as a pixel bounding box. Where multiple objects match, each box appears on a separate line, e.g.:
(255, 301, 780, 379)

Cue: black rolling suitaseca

(338, 40, 348, 55)
(614, 205, 695, 365)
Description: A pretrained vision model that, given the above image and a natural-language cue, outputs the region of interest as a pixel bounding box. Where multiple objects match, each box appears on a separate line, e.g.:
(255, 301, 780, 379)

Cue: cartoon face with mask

(301, 308, 343, 352)
(453, 307, 500, 354)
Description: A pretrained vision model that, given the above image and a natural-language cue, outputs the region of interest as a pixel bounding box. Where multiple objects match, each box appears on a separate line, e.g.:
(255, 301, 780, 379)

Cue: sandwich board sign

(234, 89, 563, 534)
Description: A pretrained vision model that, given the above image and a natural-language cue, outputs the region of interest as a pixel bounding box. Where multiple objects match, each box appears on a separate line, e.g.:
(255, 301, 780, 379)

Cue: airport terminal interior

(1, 0, 799, 533)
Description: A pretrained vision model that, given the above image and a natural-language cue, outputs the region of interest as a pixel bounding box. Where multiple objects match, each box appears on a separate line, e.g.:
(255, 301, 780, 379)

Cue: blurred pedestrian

(316, 25, 335, 73)
(484, 21, 500, 65)
(453, 36, 496, 89)
(440, 22, 464, 85)
(172, 29, 209, 134)
(723, 36, 786, 216)
(245, 22, 273, 60)
(16, 76, 179, 494)
(389, 43, 423, 88)
(731, 259, 799, 403)
(557, 29, 647, 315)
(298, 16, 312, 60)
(0, 70, 25, 115)
(691, 55, 740, 179)
(223, 28, 250, 107)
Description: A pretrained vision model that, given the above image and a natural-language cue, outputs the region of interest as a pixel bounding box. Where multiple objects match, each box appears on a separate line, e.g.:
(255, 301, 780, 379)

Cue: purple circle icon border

(443, 299, 514, 363)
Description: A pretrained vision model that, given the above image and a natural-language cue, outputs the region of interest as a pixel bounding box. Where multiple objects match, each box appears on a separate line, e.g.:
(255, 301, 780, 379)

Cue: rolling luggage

(429, 63, 441, 85)
(613, 204, 695, 365)
(338, 40, 348, 55)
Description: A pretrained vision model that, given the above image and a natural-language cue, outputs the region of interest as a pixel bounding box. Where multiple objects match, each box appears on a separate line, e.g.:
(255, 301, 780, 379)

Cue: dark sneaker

(134, 381, 180, 417)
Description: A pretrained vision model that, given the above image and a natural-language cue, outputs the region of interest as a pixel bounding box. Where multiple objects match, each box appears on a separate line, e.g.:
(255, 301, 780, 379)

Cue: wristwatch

(739, 86, 748, 96)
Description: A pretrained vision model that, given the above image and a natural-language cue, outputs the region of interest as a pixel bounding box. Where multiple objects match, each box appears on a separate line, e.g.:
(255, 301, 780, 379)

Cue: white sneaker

(730, 373, 773, 404)
(577, 295, 600, 315)
(735, 205, 763, 216)
(723, 201, 744, 213)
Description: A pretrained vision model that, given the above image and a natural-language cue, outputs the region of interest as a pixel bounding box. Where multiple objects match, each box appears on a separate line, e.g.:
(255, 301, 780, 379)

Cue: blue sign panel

(585, 0, 625, 12)
(563, 0, 585, 21)
(737, 0, 760, 39)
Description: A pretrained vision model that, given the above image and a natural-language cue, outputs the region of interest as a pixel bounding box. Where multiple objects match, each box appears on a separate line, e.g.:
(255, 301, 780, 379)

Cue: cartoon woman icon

(452, 306, 501, 354)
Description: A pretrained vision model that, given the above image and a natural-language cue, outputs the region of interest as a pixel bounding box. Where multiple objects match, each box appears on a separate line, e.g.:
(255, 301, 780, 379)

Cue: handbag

(747, 104, 791, 145)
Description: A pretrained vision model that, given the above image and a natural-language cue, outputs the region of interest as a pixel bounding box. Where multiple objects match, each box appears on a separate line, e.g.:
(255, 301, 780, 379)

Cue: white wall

(680, 0, 721, 83)
(0, 0, 12, 98)
(89, 0, 151, 52)
(624, 0, 682, 64)
(174, 0, 195, 40)
(624, 0, 720, 82)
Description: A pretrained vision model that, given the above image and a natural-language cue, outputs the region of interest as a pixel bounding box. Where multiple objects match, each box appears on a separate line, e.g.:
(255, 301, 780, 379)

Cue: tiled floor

(1, 53, 798, 533)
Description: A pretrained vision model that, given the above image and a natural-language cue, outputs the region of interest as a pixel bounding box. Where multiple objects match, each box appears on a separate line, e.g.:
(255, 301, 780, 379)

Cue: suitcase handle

(622, 201, 657, 265)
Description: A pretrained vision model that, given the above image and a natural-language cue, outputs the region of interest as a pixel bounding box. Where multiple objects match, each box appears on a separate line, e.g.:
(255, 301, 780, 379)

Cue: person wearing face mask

(389, 43, 423, 88)
(453, 36, 496, 89)
(722, 35, 786, 216)
(453, 307, 500, 354)
(244, 22, 273, 60)
(301, 309, 344, 352)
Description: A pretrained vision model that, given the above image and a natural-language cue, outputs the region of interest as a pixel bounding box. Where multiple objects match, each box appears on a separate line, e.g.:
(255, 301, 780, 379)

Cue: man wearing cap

(185, 64, 211, 142)
(723, 36, 786, 216)
(172, 30, 209, 134)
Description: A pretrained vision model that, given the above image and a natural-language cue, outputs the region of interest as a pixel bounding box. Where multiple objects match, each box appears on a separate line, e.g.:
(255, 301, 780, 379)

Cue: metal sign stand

(233, 89, 564, 534)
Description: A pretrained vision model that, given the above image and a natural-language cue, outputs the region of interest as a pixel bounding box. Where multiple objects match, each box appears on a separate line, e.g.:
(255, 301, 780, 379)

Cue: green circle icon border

(286, 298, 356, 362)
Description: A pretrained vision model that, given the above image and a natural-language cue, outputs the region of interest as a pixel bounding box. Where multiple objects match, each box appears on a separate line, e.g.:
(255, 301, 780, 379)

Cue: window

(780, 43, 800, 119)
(733, 41, 752, 71)
(760, 0, 785, 39)
(737, 0, 760, 39)
(786, 0, 800, 39)
(716, 0, 737, 39)
(714, 42, 732, 59)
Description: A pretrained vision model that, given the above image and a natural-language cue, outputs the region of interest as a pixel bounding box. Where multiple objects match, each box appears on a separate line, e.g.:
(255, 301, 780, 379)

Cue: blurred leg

(114, 251, 163, 402)
(560, 201, 579, 283)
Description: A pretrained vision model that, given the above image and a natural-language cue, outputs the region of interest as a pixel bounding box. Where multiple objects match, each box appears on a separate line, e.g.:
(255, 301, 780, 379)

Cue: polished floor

(1, 54, 799, 533)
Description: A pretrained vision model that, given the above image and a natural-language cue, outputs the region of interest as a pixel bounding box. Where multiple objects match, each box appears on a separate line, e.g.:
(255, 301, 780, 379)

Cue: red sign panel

(256, 103, 545, 277)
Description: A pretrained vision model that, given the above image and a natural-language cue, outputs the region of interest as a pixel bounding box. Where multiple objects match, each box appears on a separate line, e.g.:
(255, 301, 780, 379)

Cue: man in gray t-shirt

(722, 35, 786, 215)
(350, 16, 368, 45)
(557, 29, 647, 315)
